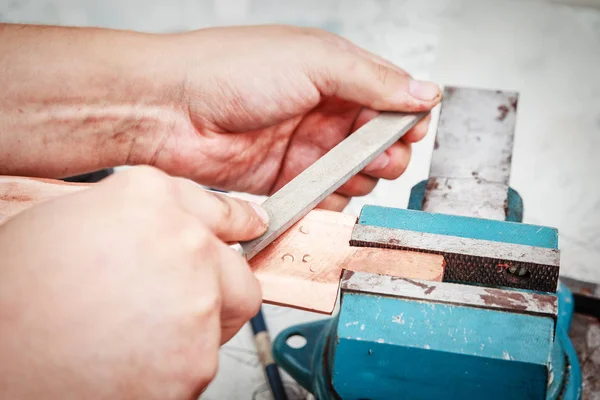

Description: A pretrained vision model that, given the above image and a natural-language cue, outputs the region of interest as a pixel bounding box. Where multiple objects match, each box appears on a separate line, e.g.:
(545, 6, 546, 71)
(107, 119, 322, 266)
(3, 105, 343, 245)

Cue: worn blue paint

(273, 180, 581, 399)
(358, 205, 557, 249)
(272, 318, 336, 397)
(332, 293, 553, 400)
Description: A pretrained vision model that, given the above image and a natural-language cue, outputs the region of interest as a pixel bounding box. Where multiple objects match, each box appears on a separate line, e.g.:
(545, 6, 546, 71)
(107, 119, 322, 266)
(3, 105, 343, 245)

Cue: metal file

(237, 111, 427, 260)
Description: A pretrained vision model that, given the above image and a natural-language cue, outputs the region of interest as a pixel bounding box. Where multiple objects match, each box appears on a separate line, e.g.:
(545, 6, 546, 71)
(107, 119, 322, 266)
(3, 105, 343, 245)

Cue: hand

(0, 24, 441, 211)
(0, 166, 268, 399)
(141, 25, 443, 210)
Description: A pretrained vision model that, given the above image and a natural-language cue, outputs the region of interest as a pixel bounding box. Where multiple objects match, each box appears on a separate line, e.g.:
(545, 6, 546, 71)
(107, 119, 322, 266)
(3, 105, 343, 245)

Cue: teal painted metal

(272, 182, 581, 399)
(551, 282, 583, 399)
(332, 293, 553, 400)
(359, 204, 557, 249)
(272, 318, 336, 398)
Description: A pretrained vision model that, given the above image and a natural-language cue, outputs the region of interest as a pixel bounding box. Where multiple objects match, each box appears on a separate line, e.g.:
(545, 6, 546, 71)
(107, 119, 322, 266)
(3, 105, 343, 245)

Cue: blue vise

(272, 87, 582, 399)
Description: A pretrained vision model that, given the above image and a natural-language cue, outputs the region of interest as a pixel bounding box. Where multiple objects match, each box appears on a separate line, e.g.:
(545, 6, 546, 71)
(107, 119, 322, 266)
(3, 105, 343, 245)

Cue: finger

(335, 173, 379, 197)
(316, 193, 351, 211)
(309, 48, 442, 112)
(403, 113, 432, 143)
(171, 178, 269, 242)
(351, 107, 380, 132)
(363, 140, 412, 180)
(213, 240, 262, 344)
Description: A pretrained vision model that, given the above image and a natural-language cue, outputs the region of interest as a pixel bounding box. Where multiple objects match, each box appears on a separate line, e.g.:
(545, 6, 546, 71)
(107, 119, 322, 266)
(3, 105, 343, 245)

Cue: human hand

(141, 25, 442, 210)
(0, 166, 267, 399)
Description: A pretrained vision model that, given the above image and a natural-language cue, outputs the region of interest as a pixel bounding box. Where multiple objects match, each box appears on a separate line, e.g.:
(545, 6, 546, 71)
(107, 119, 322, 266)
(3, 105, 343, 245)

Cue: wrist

(0, 24, 189, 177)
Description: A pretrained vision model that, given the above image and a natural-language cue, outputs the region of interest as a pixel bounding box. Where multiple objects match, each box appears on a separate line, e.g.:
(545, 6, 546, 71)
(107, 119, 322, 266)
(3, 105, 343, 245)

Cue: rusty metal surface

(423, 86, 519, 221)
(429, 86, 518, 184)
(569, 313, 600, 399)
(350, 224, 560, 292)
(340, 270, 558, 319)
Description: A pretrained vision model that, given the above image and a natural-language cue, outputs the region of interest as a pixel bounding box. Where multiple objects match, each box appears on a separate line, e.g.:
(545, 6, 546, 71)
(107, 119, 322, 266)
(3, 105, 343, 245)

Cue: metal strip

(350, 224, 560, 293)
(429, 86, 518, 184)
(422, 178, 509, 220)
(340, 270, 557, 319)
(424, 86, 519, 220)
(240, 112, 426, 260)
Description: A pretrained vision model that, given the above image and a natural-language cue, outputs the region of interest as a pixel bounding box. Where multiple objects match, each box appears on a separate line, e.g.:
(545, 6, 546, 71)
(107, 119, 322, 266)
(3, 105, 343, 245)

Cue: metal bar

(350, 224, 560, 293)
(239, 111, 426, 260)
(340, 270, 558, 319)
(422, 178, 508, 220)
(423, 86, 518, 220)
(428, 86, 518, 184)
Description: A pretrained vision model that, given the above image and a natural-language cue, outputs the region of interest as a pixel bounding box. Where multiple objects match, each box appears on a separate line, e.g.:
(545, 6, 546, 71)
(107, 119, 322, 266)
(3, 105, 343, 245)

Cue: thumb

(309, 48, 442, 112)
(172, 178, 269, 242)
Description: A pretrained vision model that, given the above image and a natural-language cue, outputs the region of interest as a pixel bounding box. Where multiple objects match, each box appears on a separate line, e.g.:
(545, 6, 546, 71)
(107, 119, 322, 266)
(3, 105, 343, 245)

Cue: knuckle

(371, 61, 390, 85)
(210, 192, 234, 221)
(179, 221, 212, 252)
(118, 166, 171, 198)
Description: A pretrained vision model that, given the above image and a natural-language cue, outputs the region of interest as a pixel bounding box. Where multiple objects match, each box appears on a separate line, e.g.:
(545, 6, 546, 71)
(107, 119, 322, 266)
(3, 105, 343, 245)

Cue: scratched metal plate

(423, 86, 519, 221)
(422, 178, 509, 220)
(341, 270, 558, 319)
(429, 86, 518, 184)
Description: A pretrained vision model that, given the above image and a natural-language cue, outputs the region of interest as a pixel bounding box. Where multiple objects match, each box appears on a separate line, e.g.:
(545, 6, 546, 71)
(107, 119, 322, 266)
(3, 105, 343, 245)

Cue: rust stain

(510, 97, 518, 111)
(343, 270, 356, 281)
(480, 288, 528, 311)
(426, 178, 440, 190)
(497, 104, 510, 121)
(530, 292, 557, 309)
(424, 286, 436, 295)
(402, 278, 437, 295)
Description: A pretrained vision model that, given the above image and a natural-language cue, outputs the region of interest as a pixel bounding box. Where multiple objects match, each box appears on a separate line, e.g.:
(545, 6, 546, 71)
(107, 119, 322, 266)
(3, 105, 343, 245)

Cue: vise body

(272, 87, 581, 399)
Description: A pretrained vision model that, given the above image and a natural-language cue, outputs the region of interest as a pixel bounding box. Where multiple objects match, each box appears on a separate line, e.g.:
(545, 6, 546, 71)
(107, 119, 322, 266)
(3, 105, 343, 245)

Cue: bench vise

(272, 87, 582, 399)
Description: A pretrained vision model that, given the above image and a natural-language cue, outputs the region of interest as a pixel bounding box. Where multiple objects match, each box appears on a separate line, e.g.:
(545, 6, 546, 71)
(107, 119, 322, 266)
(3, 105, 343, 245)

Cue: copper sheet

(250, 209, 445, 314)
(0, 176, 446, 314)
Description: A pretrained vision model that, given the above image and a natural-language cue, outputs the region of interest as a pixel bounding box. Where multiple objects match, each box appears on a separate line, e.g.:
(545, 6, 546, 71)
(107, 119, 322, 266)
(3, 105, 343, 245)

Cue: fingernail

(250, 203, 270, 225)
(364, 152, 390, 172)
(409, 79, 440, 101)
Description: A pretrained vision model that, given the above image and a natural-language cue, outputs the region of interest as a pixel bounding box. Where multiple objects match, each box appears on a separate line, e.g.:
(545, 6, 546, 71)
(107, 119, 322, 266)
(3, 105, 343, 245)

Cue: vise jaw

(334, 270, 557, 400)
(329, 203, 561, 400)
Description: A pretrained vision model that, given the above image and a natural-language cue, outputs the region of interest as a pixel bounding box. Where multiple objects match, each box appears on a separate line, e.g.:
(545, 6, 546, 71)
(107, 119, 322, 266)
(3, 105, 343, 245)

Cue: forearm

(0, 23, 185, 178)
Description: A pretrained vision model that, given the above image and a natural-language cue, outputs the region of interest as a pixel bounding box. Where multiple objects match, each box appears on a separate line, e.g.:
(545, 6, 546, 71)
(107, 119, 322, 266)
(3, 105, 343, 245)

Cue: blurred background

(2, 1, 599, 398)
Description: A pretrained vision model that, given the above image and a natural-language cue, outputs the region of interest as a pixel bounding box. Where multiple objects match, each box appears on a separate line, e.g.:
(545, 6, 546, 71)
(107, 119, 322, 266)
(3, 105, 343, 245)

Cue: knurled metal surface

(350, 239, 559, 293)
